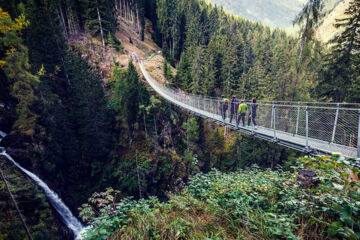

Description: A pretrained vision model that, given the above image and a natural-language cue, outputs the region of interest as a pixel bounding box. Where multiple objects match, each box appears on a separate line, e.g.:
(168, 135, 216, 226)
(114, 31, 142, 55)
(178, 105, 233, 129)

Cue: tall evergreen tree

(316, 0, 360, 102)
(292, 0, 324, 101)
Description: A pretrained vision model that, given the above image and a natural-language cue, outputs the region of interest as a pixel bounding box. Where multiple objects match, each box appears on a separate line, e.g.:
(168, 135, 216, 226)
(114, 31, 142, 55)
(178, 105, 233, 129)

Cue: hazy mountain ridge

(207, 0, 343, 32)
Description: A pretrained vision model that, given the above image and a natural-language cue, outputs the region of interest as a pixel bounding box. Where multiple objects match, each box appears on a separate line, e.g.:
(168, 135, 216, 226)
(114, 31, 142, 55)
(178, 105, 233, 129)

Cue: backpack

(234, 101, 239, 108)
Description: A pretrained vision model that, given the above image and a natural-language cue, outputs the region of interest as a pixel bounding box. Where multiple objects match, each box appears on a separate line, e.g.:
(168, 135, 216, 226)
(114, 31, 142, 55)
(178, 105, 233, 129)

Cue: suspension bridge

(138, 59, 360, 158)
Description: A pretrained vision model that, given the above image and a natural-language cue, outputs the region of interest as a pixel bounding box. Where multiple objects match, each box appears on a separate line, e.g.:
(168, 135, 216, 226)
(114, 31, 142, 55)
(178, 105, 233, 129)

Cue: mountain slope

(207, 0, 343, 32)
(206, 0, 306, 29)
(315, 0, 351, 43)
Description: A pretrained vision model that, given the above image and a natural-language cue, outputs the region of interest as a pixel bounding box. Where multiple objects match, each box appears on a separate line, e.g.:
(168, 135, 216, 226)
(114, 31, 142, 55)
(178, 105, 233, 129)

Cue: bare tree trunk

(172, 39, 175, 58)
(291, 36, 306, 102)
(143, 110, 148, 137)
(241, 46, 247, 98)
(136, 5, 140, 34)
(0, 165, 33, 240)
(119, 0, 122, 17)
(57, 3, 68, 39)
(291, 3, 311, 102)
(127, 1, 130, 22)
(132, 6, 136, 29)
(96, 3, 105, 47)
(135, 151, 143, 199)
(47, 12, 71, 87)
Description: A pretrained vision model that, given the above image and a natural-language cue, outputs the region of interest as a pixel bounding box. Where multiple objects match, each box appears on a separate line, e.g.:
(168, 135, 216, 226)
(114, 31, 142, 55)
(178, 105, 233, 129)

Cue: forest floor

(68, 17, 161, 83)
(116, 18, 176, 86)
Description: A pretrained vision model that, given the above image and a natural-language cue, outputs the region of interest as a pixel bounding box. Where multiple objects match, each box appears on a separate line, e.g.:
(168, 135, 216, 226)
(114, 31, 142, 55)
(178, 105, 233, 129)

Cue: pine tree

(316, 0, 360, 102)
(65, 51, 112, 160)
(81, 0, 116, 45)
(176, 51, 192, 90)
(292, 0, 324, 101)
(190, 45, 207, 94)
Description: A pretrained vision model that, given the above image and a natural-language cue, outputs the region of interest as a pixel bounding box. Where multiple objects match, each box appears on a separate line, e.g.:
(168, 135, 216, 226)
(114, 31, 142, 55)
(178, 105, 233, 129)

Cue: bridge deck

(139, 61, 359, 158)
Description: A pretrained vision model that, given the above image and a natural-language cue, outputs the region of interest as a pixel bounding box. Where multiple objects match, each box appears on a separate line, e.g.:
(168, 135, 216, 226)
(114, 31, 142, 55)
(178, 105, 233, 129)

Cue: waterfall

(0, 132, 86, 239)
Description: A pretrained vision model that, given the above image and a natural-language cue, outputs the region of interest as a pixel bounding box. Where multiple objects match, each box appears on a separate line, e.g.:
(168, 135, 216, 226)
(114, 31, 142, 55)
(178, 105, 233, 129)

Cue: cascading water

(0, 131, 86, 239)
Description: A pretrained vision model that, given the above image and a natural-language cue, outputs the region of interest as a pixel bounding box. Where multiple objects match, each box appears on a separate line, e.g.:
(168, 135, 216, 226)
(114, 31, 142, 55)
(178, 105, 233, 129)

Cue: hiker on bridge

(237, 100, 247, 127)
(230, 96, 240, 124)
(220, 95, 229, 121)
(248, 98, 258, 128)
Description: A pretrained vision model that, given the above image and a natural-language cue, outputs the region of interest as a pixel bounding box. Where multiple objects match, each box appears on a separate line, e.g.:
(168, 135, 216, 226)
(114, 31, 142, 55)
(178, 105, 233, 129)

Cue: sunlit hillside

(207, 0, 344, 35)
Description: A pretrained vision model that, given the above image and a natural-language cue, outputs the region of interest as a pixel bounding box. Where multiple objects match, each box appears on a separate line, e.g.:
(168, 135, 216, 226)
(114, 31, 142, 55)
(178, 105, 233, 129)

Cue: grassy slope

(315, 0, 351, 44)
(81, 155, 360, 240)
(206, 0, 346, 41)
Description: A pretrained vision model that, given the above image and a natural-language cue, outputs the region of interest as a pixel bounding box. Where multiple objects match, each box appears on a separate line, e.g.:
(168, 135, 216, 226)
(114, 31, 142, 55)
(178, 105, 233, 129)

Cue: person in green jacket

(237, 100, 247, 127)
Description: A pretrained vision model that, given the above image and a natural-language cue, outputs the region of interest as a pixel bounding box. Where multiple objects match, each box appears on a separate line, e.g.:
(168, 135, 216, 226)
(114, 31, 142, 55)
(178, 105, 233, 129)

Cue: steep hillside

(315, 0, 351, 43)
(207, 0, 344, 33)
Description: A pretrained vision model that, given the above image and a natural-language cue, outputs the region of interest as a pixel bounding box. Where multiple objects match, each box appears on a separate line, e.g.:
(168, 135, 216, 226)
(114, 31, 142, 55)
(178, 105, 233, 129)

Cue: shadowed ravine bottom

(0, 130, 87, 239)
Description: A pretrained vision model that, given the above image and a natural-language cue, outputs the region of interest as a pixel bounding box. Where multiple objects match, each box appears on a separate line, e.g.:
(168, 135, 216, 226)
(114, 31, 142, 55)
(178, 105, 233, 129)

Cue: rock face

(296, 170, 319, 188)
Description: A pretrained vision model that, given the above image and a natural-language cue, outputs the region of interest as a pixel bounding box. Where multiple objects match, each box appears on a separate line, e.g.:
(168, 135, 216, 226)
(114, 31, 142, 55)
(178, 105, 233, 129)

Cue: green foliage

(155, 0, 323, 101)
(81, 0, 117, 38)
(315, 0, 360, 102)
(82, 154, 360, 240)
(0, 161, 62, 240)
(163, 59, 173, 83)
(107, 32, 124, 52)
(0, 8, 39, 136)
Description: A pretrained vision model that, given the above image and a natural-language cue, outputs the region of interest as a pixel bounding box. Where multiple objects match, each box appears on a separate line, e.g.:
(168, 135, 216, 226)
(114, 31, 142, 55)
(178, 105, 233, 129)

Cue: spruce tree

(316, 0, 360, 102)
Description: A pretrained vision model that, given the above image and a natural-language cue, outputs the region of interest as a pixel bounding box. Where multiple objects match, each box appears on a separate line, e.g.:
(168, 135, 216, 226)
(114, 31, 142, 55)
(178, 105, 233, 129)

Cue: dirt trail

(68, 18, 161, 82)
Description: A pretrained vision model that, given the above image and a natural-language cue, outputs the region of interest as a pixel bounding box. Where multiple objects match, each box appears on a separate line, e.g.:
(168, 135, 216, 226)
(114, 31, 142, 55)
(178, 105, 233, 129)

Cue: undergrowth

(79, 154, 360, 240)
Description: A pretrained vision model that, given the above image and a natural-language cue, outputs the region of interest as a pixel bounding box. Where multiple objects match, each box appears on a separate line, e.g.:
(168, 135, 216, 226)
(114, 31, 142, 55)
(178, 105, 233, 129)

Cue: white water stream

(0, 131, 86, 239)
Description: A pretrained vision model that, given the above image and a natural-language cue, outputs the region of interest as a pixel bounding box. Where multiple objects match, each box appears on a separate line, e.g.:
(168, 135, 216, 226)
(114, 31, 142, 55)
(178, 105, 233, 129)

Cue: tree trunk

(291, 2, 311, 102)
(136, 5, 141, 34)
(135, 152, 143, 199)
(291, 36, 306, 102)
(57, 3, 68, 39)
(96, 3, 105, 47)
(172, 39, 175, 58)
(0, 165, 33, 240)
(119, 0, 122, 17)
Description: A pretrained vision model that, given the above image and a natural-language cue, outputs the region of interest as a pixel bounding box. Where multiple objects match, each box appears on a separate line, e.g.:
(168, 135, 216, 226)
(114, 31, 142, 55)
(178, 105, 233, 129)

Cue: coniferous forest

(0, 0, 360, 239)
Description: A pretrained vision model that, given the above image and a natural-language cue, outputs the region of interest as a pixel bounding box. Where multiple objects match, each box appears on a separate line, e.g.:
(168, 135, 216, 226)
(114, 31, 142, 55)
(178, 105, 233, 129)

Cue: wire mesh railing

(139, 61, 360, 158)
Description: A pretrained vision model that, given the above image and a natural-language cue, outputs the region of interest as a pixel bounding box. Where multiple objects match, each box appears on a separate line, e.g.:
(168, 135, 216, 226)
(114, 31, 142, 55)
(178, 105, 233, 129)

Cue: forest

(0, 0, 359, 239)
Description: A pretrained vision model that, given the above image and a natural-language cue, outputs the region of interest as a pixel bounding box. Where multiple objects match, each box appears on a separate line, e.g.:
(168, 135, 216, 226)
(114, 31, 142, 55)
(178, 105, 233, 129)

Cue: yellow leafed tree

(0, 8, 39, 136)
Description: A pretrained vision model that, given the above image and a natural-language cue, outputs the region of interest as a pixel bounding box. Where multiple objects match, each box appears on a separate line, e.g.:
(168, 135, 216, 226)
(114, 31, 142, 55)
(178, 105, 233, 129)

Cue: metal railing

(139, 61, 360, 158)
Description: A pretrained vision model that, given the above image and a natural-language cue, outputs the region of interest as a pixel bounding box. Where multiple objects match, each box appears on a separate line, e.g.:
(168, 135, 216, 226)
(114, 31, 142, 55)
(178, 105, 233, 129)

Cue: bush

(79, 154, 360, 240)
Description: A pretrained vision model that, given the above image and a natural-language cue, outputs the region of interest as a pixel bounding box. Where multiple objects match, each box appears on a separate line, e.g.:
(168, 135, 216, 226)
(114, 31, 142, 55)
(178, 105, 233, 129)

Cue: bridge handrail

(140, 60, 360, 158)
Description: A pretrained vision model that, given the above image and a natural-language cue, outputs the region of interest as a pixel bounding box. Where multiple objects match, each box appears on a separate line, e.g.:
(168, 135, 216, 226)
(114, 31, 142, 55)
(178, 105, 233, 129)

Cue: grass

(80, 154, 360, 240)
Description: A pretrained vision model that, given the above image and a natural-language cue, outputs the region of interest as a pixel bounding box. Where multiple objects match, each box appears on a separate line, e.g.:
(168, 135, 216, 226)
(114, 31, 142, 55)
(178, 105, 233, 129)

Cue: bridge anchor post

(306, 106, 309, 150)
(272, 103, 276, 140)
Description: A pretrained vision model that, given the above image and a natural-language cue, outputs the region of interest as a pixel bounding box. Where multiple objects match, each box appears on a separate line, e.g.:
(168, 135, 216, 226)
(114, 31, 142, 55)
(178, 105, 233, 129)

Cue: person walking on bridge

(237, 100, 247, 127)
(230, 96, 240, 124)
(248, 98, 258, 129)
(220, 95, 229, 121)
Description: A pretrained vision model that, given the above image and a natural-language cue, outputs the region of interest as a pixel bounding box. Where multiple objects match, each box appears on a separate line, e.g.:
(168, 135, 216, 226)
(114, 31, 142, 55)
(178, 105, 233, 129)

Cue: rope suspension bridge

(138, 58, 360, 158)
